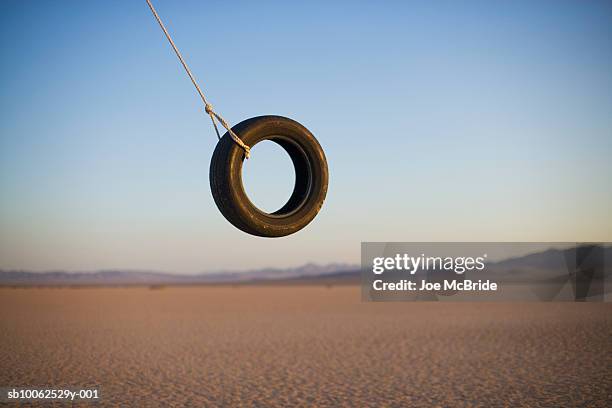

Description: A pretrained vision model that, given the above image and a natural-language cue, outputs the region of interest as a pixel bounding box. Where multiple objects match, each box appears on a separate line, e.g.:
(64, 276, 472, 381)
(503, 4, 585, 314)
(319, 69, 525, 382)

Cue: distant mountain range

(486, 245, 612, 281)
(1, 245, 610, 286)
(0, 263, 360, 286)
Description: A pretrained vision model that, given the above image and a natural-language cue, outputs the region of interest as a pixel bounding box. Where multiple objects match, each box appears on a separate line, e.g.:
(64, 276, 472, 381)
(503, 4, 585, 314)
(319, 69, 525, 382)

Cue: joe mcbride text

(373, 279, 498, 292)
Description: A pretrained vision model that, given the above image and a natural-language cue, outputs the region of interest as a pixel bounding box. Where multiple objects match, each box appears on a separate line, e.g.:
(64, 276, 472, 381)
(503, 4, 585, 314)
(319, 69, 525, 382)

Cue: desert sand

(1, 286, 611, 407)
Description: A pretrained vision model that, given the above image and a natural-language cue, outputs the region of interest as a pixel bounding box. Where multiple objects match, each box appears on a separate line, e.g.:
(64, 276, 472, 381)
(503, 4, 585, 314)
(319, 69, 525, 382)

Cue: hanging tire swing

(211, 116, 328, 237)
(146, 0, 328, 237)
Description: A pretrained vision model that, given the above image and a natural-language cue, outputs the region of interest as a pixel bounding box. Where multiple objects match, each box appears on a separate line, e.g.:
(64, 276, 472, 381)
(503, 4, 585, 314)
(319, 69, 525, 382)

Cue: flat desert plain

(1, 286, 611, 407)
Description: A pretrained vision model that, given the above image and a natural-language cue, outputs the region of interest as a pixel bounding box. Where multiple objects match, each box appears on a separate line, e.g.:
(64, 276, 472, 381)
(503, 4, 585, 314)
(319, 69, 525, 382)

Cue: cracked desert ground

(1, 286, 611, 407)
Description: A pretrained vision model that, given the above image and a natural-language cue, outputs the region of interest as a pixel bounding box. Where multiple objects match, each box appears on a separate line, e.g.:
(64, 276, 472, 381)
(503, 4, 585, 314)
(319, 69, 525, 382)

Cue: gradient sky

(1, 0, 611, 273)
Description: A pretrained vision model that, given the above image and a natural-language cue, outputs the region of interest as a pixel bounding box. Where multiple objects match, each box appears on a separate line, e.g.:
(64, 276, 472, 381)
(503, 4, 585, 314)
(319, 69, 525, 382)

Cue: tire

(210, 115, 328, 237)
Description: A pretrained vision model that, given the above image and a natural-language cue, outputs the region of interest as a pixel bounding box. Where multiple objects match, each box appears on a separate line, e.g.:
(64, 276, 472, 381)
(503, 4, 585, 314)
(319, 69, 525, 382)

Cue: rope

(145, 0, 251, 158)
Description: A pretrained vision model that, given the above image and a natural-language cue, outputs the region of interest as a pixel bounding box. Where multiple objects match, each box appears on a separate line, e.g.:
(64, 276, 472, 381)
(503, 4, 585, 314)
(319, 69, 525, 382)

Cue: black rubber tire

(210, 115, 328, 237)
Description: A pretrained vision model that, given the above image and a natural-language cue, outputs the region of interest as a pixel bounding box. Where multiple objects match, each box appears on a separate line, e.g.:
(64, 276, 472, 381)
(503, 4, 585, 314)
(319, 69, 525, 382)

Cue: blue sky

(1, 0, 611, 273)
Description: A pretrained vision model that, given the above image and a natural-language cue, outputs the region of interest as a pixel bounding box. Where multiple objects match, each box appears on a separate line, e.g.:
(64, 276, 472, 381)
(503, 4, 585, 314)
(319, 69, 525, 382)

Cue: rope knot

(205, 103, 214, 115)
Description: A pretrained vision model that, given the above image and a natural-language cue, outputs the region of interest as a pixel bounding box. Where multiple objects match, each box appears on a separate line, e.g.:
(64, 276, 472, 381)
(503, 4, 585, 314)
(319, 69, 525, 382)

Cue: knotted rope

(145, 0, 251, 158)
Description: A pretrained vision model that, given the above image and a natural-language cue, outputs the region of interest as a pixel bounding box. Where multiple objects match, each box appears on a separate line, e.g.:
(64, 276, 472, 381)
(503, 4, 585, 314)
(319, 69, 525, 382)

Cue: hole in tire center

(242, 140, 296, 214)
